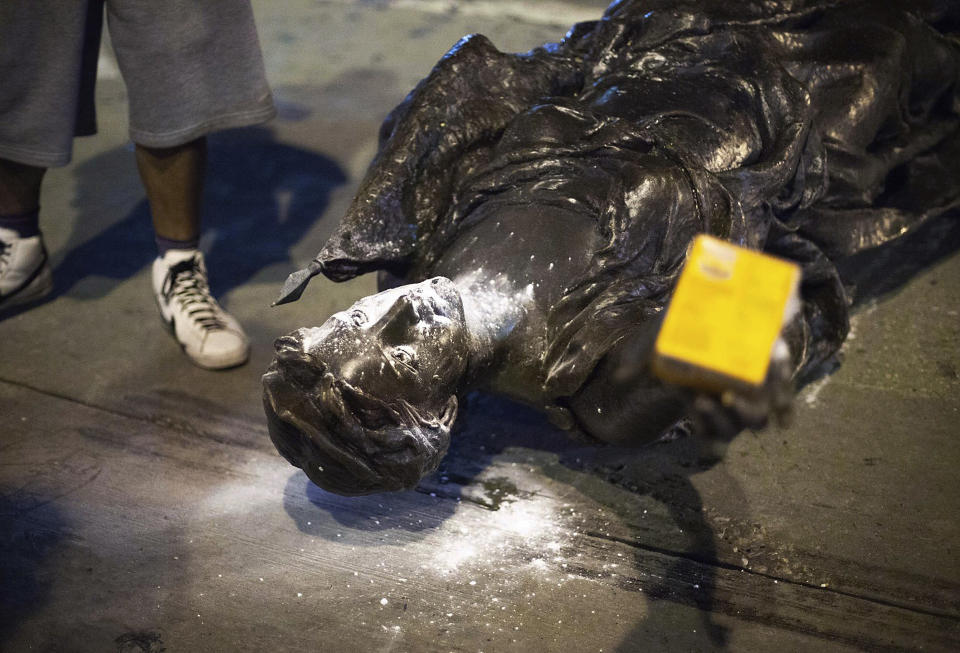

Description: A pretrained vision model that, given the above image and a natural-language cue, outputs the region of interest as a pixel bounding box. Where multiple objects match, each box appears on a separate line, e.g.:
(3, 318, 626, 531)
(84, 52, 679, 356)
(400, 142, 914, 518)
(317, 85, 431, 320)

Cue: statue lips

(270, 333, 322, 387)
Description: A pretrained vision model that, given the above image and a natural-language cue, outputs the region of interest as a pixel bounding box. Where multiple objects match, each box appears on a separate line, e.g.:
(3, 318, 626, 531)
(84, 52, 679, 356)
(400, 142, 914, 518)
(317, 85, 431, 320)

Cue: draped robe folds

(278, 0, 960, 415)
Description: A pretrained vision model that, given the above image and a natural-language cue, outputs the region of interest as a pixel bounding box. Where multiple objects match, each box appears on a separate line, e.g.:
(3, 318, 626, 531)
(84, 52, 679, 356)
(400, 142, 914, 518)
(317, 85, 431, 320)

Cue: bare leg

(136, 137, 249, 369)
(0, 158, 45, 215)
(134, 137, 206, 241)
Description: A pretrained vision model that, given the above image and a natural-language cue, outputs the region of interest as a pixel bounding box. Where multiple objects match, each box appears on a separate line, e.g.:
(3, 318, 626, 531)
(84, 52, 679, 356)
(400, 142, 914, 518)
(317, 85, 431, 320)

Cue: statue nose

(380, 294, 421, 330)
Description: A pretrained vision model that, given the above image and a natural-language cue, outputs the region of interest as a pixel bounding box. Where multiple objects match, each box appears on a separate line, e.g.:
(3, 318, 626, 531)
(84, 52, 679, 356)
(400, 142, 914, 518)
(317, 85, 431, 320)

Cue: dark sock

(155, 234, 199, 256)
(0, 208, 40, 238)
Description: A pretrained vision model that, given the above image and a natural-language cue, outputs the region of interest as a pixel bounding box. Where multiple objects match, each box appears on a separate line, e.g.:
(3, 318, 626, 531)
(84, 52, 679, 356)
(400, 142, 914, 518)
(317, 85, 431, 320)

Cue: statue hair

(262, 351, 454, 495)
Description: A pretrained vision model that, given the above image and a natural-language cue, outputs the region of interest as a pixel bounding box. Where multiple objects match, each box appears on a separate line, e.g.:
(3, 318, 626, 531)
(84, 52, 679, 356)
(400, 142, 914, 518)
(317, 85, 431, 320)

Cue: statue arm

(562, 226, 843, 445)
(566, 316, 688, 446)
(566, 314, 797, 446)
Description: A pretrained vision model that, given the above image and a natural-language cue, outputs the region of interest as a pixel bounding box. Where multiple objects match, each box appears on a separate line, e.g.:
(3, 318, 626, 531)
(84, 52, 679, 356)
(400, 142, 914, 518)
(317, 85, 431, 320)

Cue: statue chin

(262, 365, 451, 495)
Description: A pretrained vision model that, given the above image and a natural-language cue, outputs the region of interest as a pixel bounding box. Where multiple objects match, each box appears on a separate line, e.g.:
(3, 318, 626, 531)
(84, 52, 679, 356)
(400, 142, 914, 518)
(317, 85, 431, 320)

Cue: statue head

(262, 277, 470, 495)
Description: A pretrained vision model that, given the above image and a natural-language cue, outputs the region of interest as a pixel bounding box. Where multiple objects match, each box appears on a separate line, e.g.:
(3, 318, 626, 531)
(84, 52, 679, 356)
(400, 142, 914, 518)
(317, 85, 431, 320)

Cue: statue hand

(689, 337, 795, 441)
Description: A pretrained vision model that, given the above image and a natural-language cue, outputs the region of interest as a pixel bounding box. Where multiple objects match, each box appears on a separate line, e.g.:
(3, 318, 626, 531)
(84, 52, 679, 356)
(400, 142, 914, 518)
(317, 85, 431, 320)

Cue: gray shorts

(0, 0, 276, 167)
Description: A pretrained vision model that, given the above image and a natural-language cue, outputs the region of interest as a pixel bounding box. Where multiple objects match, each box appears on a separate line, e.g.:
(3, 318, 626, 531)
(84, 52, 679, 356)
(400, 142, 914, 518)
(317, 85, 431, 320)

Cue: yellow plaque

(653, 234, 800, 390)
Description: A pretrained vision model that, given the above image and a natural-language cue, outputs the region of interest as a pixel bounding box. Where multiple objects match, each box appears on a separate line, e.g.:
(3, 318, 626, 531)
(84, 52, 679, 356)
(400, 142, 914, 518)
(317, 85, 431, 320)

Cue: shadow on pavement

(0, 497, 69, 647)
(49, 125, 347, 301)
(282, 471, 464, 546)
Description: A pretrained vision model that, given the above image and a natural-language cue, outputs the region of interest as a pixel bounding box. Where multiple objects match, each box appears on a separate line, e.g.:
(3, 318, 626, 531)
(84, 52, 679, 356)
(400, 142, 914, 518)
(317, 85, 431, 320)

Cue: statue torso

(430, 201, 599, 404)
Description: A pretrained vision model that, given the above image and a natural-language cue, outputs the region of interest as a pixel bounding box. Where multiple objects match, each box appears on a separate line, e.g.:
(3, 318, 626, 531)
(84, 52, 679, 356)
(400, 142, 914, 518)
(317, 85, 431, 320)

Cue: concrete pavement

(1, 1, 958, 651)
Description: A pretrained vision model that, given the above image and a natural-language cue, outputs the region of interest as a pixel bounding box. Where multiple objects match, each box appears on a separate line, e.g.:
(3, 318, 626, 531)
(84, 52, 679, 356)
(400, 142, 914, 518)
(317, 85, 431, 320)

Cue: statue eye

(392, 347, 418, 369)
(349, 309, 367, 326)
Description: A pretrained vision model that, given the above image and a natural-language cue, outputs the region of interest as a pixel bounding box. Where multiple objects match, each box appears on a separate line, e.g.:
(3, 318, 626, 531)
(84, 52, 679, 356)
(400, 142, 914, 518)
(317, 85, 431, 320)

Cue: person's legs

(0, 159, 52, 308)
(0, 1, 96, 310)
(133, 136, 249, 369)
(104, 0, 274, 150)
(106, 0, 273, 368)
(134, 138, 204, 249)
(0, 159, 46, 217)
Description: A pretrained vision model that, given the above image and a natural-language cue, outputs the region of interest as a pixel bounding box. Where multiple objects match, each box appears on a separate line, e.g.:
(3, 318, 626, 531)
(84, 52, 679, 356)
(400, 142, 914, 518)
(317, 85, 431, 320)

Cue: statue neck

(451, 267, 545, 393)
(432, 202, 600, 398)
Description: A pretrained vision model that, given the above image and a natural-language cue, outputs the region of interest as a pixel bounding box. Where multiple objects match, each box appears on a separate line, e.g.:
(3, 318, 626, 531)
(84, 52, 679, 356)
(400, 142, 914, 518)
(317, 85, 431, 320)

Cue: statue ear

(439, 395, 459, 430)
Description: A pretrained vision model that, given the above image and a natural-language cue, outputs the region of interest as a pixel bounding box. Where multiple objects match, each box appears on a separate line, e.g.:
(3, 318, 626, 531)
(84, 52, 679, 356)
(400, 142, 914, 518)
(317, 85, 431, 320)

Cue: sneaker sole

(159, 311, 250, 370)
(0, 263, 53, 312)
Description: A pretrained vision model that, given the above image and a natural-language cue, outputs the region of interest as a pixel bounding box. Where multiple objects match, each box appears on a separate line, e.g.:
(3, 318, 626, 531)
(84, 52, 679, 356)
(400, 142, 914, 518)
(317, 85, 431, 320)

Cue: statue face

(283, 277, 469, 416)
(264, 277, 469, 495)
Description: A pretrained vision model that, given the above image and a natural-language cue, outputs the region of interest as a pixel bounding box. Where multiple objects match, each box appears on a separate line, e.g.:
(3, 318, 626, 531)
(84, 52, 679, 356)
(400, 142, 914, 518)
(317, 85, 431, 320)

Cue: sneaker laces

(162, 254, 228, 331)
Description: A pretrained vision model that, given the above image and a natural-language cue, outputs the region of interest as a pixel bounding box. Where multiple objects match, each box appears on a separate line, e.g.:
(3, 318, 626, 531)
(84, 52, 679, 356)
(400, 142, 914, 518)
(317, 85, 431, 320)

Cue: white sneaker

(152, 249, 249, 369)
(0, 226, 53, 310)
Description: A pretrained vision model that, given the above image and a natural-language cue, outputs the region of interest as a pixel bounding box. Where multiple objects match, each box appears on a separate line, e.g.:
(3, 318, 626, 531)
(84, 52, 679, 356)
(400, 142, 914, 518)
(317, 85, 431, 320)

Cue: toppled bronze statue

(264, 0, 960, 495)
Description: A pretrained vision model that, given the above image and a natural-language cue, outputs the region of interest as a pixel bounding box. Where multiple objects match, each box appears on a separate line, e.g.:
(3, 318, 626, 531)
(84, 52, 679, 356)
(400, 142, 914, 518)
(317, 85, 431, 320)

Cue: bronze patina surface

(266, 0, 960, 495)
